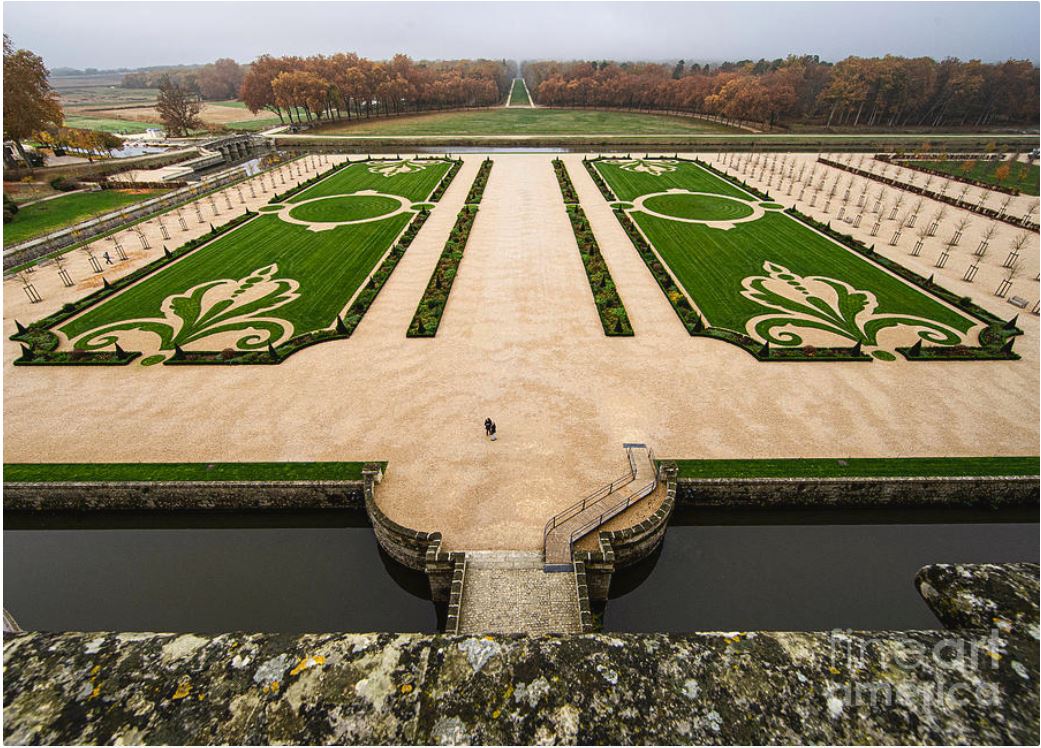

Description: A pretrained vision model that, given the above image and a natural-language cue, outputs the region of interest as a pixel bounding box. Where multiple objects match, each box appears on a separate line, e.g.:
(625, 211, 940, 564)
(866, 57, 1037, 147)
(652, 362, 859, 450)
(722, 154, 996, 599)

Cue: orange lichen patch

(171, 676, 192, 700)
(400, 683, 413, 694)
(289, 655, 326, 677)
(262, 680, 280, 694)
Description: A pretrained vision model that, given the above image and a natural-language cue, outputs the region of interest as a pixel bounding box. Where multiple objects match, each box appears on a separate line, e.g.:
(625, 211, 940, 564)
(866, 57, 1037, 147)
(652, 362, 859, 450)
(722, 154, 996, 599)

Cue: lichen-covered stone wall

(5, 563, 1037, 745)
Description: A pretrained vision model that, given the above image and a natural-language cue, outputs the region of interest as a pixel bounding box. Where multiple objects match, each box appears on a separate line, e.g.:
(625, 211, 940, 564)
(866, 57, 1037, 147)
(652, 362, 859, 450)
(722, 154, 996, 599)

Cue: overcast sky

(4, 1, 1039, 70)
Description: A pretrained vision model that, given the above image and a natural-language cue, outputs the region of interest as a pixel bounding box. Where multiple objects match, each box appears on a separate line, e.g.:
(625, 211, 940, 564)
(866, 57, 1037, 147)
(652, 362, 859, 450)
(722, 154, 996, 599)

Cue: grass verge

(3, 462, 381, 482)
(669, 456, 1040, 479)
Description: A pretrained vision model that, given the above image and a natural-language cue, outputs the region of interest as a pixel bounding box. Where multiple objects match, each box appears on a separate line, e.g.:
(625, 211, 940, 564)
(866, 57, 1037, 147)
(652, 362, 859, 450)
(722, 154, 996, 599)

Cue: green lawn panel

(906, 159, 1039, 196)
(313, 108, 739, 136)
(287, 195, 401, 223)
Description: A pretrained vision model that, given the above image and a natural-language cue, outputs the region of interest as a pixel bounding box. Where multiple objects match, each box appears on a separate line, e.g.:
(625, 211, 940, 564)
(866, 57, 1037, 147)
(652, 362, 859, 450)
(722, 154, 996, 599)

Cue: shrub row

(552, 159, 633, 337)
(168, 209, 435, 364)
(554, 159, 579, 204)
(464, 158, 494, 205)
(15, 345, 140, 366)
(566, 205, 634, 336)
(407, 205, 478, 337)
(429, 159, 463, 202)
(11, 211, 259, 365)
(582, 158, 616, 201)
(819, 157, 1039, 231)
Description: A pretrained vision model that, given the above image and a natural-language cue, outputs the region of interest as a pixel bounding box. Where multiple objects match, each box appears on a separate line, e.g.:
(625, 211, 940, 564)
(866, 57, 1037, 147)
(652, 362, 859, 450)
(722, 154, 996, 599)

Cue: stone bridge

(198, 134, 265, 163)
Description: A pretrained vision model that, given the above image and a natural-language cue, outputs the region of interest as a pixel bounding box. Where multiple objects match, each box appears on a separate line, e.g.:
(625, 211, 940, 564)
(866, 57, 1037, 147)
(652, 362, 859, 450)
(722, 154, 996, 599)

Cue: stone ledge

(4, 563, 1036, 745)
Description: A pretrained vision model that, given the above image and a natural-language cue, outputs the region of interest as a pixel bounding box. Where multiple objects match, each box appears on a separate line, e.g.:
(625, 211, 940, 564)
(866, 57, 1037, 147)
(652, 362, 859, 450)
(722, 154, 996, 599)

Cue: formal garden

(589, 156, 1022, 361)
(12, 157, 461, 365)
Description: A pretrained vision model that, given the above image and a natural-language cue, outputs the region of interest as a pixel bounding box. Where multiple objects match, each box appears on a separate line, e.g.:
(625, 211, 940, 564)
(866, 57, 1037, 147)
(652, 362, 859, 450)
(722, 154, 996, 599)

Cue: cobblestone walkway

(456, 552, 583, 634)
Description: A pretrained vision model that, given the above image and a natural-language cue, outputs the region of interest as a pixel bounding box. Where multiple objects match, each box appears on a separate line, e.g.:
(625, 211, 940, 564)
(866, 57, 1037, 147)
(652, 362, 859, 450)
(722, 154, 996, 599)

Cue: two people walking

(484, 417, 497, 441)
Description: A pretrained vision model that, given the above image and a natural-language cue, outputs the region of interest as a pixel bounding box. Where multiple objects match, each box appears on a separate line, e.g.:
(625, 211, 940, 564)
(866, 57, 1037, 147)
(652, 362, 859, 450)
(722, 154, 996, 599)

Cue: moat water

(602, 506, 1039, 632)
(4, 506, 1037, 633)
(3, 510, 441, 633)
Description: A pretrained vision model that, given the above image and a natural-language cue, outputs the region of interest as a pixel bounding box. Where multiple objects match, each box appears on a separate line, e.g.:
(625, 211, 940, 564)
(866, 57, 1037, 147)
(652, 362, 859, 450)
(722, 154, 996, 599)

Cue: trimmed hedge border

(464, 158, 493, 204)
(555, 159, 632, 336)
(12, 157, 463, 365)
(407, 204, 478, 337)
(820, 156, 1039, 232)
(583, 158, 617, 202)
(592, 155, 1019, 362)
(430, 159, 463, 202)
(554, 159, 579, 204)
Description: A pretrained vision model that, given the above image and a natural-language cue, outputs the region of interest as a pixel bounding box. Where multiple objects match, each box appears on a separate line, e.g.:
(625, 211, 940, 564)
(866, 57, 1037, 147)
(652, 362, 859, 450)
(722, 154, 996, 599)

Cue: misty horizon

(4, 1, 1039, 71)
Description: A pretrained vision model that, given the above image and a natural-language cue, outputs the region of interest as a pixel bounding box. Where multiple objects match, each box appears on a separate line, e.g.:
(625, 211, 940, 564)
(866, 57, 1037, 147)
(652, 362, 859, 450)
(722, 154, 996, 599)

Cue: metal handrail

(567, 474, 658, 546)
(543, 448, 637, 541)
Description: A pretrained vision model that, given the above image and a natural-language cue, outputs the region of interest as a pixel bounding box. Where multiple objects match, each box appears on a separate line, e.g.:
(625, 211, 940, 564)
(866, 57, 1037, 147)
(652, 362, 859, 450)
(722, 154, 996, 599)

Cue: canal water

(3, 510, 441, 633)
(602, 506, 1039, 632)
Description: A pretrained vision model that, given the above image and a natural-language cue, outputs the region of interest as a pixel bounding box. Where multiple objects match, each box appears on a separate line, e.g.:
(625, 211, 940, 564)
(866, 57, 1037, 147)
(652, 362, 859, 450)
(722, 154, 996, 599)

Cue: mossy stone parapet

(675, 474, 1040, 509)
(4, 563, 1036, 745)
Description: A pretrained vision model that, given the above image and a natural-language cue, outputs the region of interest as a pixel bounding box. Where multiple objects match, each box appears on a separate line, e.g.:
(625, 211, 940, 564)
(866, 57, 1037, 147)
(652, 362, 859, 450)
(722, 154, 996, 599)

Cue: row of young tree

(523, 56, 1039, 128)
(239, 54, 515, 125)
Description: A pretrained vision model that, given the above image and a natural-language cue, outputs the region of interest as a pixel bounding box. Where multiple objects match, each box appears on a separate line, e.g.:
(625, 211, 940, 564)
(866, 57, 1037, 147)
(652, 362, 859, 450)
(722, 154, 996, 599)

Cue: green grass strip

(669, 456, 1039, 479)
(4, 188, 170, 246)
(3, 461, 384, 482)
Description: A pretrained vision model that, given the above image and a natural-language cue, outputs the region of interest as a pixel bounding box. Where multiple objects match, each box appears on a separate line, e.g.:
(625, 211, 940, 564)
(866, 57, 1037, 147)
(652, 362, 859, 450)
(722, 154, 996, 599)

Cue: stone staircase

(454, 551, 583, 635)
(543, 443, 658, 569)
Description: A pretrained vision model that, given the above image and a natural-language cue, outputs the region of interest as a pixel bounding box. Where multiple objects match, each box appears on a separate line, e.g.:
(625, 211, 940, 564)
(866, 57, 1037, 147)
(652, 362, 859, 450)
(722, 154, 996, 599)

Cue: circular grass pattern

(287, 195, 401, 224)
(643, 193, 755, 222)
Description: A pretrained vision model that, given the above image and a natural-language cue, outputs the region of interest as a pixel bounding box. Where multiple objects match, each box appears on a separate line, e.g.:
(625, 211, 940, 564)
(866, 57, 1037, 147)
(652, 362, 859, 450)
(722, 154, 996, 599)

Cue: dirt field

(4, 154, 1038, 552)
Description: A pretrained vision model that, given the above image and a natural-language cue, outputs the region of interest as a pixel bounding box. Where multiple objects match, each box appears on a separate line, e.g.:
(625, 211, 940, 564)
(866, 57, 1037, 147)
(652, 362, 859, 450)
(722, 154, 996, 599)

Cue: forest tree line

(125, 54, 516, 124)
(523, 56, 1039, 128)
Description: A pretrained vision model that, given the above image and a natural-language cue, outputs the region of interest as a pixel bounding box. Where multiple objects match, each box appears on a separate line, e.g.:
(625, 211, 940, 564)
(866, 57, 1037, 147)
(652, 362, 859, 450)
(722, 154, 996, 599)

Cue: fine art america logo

(824, 627, 1011, 717)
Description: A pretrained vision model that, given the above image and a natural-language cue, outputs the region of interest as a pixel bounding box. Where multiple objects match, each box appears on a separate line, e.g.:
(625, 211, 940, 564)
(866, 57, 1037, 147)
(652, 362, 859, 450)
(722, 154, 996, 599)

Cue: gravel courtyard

(4, 153, 1038, 550)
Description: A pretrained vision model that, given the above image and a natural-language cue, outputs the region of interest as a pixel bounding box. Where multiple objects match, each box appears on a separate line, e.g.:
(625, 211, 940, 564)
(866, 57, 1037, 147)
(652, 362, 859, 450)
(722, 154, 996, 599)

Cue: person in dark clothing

(484, 417, 492, 436)
(489, 421, 497, 441)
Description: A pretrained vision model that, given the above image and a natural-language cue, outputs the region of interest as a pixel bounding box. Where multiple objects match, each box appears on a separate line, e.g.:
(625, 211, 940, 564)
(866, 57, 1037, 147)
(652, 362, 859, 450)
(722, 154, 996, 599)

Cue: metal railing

(566, 447, 657, 545)
(543, 447, 637, 543)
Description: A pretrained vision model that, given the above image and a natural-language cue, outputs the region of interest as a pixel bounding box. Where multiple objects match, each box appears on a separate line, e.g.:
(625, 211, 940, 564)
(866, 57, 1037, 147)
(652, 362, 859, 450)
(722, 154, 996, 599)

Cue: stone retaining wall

(2, 480, 365, 511)
(4, 563, 1036, 745)
(675, 474, 1039, 509)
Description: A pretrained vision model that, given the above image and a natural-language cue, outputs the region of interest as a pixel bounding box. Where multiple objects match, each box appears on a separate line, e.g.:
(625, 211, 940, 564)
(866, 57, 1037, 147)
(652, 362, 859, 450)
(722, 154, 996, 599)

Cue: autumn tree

(198, 58, 244, 100)
(3, 35, 63, 166)
(155, 75, 202, 136)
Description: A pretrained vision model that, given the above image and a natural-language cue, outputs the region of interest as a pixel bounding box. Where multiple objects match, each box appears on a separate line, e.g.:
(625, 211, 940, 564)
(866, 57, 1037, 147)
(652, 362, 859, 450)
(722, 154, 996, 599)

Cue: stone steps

(456, 551, 583, 635)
